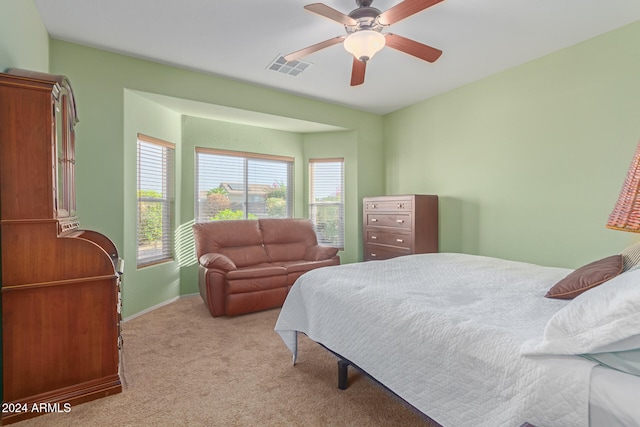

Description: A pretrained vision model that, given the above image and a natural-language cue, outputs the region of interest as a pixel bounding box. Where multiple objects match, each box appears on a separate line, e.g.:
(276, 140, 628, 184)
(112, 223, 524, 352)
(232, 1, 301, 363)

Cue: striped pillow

(621, 242, 640, 272)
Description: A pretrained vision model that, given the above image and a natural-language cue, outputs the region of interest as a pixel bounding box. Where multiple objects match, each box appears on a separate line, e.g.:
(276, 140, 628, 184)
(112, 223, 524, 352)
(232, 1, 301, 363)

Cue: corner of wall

(0, 0, 49, 73)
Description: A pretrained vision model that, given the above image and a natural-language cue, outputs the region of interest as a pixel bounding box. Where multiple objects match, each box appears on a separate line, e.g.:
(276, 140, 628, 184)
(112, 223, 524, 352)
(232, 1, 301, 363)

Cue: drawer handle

(371, 253, 377, 257)
(372, 204, 377, 209)
(396, 219, 404, 223)
(397, 203, 404, 209)
(371, 218, 378, 222)
(371, 235, 378, 240)
(396, 238, 404, 243)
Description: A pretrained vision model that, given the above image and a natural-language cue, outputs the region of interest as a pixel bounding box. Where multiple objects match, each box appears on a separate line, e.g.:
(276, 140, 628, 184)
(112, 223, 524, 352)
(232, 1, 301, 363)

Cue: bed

(274, 253, 640, 426)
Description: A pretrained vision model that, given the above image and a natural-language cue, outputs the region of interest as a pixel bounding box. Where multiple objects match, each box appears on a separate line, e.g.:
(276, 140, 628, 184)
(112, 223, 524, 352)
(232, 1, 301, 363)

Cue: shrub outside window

(195, 148, 293, 223)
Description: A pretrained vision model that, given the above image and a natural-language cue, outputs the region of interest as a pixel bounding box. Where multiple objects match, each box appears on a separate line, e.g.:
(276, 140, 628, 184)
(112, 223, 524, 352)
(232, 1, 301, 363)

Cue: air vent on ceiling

(267, 55, 312, 76)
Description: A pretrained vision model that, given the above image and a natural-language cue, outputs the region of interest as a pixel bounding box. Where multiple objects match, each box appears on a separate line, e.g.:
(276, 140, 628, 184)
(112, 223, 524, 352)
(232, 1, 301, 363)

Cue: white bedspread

(275, 253, 597, 427)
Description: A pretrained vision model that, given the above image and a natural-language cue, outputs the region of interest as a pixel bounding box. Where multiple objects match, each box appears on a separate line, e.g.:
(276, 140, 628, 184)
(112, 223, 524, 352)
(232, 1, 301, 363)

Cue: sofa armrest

(199, 253, 237, 271)
(304, 245, 339, 261)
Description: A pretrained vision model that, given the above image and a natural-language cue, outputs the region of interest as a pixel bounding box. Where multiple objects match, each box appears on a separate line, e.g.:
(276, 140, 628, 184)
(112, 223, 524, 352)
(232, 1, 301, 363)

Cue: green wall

(303, 131, 361, 264)
(47, 40, 383, 318)
(123, 91, 183, 316)
(384, 21, 640, 268)
(0, 0, 49, 73)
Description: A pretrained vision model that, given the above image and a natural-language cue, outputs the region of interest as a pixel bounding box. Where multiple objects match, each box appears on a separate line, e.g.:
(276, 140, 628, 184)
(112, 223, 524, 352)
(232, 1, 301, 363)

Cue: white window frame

(195, 148, 294, 223)
(309, 158, 344, 249)
(136, 133, 175, 267)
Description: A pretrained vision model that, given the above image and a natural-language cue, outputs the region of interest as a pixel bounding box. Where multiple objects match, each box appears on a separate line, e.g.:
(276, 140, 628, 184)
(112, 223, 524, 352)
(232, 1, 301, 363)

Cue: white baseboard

(122, 293, 199, 322)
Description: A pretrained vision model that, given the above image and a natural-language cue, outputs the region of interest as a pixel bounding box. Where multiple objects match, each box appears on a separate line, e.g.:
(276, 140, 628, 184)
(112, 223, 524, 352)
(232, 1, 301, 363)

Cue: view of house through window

(136, 134, 175, 267)
(309, 158, 344, 249)
(195, 148, 293, 223)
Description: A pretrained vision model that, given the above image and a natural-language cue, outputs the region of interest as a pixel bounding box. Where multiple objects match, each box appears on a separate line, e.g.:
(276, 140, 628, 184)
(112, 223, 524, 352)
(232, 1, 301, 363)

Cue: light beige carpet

(15, 296, 435, 426)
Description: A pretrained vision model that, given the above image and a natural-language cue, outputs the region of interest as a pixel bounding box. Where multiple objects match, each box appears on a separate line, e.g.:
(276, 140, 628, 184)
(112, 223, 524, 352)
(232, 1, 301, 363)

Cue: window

(309, 158, 344, 249)
(195, 148, 293, 223)
(137, 134, 175, 266)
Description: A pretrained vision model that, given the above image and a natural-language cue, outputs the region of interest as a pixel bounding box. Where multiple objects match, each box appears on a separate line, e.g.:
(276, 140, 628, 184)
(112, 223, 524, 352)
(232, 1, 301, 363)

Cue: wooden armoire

(0, 70, 122, 425)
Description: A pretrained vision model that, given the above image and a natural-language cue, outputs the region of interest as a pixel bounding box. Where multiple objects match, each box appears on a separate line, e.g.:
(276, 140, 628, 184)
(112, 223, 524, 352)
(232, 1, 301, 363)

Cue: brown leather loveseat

(193, 218, 340, 317)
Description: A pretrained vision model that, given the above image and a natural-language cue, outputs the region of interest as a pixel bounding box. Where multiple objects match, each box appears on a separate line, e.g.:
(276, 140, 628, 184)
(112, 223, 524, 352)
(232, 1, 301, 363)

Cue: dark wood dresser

(0, 70, 122, 425)
(363, 195, 438, 261)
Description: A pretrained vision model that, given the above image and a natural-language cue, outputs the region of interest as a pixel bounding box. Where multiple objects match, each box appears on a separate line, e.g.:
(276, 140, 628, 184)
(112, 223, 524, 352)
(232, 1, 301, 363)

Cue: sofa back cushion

(192, 220, 269, 268)
(259, 218, 318, 262)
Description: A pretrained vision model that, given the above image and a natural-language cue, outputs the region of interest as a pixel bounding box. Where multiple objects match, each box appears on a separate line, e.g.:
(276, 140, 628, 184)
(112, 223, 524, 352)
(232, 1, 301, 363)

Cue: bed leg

(338, 359, 349, 390)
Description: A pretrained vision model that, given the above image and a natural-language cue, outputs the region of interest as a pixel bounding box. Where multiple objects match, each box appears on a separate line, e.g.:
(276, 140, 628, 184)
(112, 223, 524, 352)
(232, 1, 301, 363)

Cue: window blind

(195, 148, 293, 223)
(137, 134, 174, 266)
(309, 158, 344, 249)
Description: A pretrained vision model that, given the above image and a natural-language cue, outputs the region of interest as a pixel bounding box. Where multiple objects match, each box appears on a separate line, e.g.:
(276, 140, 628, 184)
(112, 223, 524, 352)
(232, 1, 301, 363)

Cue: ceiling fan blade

(350, 58, 366, 86)
(304, 3, 357, 26)
(385, 33, 442, 62)
(284, 36, 346, 62)
(378, 0, 444, 26)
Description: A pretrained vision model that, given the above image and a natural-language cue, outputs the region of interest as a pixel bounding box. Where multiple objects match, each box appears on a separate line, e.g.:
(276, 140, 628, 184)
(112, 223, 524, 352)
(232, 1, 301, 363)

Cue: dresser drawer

(365, 230, 412, 249)
(364, 244, 411, 261)
(362, 195, 438, 262)
(366, 213, 411, 229)
(364, 199, 412, 212)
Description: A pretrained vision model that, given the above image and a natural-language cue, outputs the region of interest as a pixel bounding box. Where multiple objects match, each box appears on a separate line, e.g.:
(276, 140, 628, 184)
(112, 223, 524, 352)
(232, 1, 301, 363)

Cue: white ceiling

(35, 0, 640, 116)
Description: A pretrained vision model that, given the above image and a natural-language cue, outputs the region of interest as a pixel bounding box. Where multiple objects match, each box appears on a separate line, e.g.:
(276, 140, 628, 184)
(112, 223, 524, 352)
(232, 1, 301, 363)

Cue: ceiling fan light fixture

(343, 30, 385, 62)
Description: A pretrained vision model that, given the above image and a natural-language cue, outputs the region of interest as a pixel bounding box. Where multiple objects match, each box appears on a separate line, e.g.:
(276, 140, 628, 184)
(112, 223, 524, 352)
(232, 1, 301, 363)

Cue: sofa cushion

(260, 218, 319, 262)
(226, 264, 287, 280)
(199, 253, 237, 271)
(193, 220, 269, 267)
(264, 242, 310, 262)
(218, 246, 270, 268)
(226, 271, 288, 294)
(193, 219, 264, 254)
(274, 259, 340, 273)
(305, 245, 339, 261)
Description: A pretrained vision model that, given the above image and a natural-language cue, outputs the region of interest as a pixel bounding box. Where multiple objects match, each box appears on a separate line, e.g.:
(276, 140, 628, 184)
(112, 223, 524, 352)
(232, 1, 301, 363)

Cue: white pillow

(521, 268, 640, 356)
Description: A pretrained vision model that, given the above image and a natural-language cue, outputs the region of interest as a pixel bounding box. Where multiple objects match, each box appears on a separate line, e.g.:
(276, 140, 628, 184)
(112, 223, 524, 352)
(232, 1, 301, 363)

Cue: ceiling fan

(284, 0, 444, 86)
